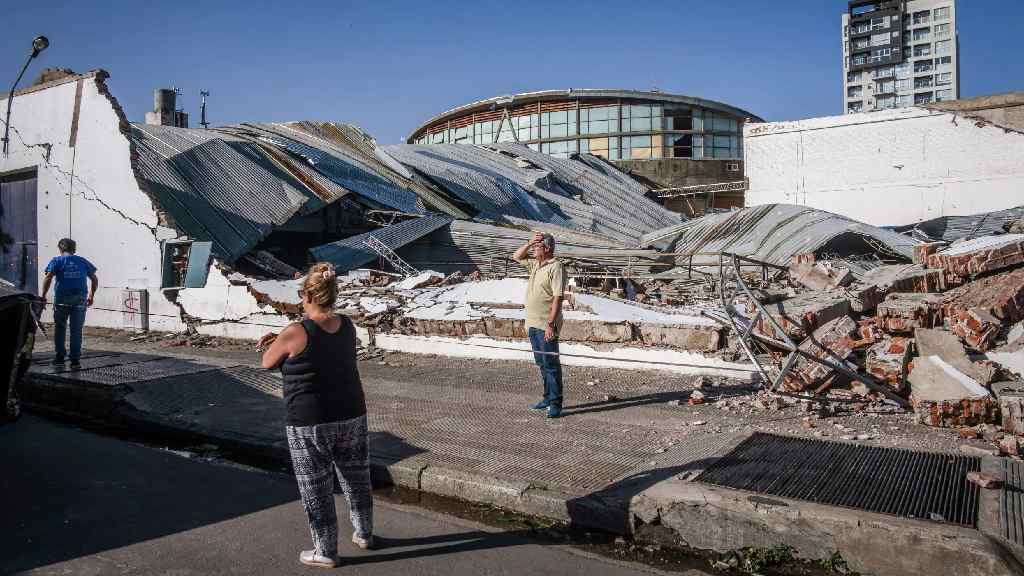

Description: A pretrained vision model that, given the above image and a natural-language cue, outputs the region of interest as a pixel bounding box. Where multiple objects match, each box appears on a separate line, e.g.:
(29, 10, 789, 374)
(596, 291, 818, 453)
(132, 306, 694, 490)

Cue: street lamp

(2, 35, 50, 157)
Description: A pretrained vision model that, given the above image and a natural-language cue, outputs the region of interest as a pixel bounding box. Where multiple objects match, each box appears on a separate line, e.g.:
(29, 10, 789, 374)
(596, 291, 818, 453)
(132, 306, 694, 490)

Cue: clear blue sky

(2, 0, 1020, 143)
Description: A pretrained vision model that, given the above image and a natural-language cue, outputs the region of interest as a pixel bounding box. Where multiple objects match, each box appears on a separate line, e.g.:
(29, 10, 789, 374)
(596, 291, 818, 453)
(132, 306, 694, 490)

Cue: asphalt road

(0, 415, 702, 576)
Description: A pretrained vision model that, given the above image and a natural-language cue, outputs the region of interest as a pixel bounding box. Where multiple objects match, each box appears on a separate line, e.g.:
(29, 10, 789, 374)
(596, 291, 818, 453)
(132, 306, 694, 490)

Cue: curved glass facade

(412, 99, 744, 161)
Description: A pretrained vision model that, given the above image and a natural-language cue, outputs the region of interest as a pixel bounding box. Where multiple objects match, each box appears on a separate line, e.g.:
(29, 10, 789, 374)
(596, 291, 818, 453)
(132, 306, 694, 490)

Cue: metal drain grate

(1000, 459, 1024, 545)
(696, 433, 980, 527)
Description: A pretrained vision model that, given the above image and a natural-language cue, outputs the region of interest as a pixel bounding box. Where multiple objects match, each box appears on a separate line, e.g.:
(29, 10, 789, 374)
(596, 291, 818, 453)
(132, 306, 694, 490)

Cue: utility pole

(199, 90, 210, 129)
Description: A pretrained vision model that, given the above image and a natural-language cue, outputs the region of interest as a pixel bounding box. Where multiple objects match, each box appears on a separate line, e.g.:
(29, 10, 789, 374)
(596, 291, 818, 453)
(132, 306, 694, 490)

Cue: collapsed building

(2, 69, 1024, 441)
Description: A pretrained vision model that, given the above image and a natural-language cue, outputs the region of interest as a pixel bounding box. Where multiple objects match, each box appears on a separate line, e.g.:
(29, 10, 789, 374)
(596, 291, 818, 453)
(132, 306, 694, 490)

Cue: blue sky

(2, 0, 1020, 143)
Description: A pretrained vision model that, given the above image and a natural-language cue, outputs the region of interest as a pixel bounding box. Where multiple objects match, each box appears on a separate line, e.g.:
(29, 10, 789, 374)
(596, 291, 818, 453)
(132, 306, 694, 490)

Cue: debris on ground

(967, 471, 1004, 489)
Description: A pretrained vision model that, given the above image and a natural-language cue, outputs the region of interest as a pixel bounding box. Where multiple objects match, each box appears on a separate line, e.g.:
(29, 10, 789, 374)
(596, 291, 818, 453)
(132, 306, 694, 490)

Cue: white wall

(744, 107, 1024, 227)
(0, 72, 185, 332)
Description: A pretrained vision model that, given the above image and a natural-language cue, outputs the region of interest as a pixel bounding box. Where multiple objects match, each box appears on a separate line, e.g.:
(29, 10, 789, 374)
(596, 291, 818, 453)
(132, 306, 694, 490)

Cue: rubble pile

(711, 230, 1024, 453)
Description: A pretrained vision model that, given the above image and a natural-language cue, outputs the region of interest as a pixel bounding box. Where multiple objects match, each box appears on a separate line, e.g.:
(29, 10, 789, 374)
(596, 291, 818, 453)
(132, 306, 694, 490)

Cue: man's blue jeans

(528, 327, 562, 408)
(53, 293, 87, 363)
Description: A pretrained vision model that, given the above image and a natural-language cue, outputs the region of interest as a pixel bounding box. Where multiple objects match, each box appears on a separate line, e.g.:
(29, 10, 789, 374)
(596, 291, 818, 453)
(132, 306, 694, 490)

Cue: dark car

(1, 281, 40, 424)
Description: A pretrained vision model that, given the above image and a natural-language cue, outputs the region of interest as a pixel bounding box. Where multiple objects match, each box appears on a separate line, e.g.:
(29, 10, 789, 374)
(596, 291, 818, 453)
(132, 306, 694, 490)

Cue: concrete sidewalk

(20, 341, 1024, 576)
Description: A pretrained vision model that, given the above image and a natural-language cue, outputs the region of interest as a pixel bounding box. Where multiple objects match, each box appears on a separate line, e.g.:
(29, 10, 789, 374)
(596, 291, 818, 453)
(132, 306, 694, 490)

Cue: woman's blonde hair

(302, 262, 337, 309)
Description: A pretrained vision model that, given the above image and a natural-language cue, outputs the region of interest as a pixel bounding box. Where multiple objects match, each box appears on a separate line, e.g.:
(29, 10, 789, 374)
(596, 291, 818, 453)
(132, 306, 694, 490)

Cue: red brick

(751, 293, 850, 343)
(926, 234, 1024, 279)
(876, 293, 945, 333)
(912, 242, 945, 265)
(943, 267, 1024, 351)
(782, 316, 857, 393)
(865, 336, 913, 393)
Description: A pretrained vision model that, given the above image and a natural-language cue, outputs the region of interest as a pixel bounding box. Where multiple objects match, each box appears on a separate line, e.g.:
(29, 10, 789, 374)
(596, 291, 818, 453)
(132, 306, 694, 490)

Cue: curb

(20, 375, 1024, 576)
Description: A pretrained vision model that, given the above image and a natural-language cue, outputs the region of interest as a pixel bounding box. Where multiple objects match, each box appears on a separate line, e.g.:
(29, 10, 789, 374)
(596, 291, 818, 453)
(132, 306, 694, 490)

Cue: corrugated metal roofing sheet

(488, 143, 681, 235)
(277, 122, 469, 217)
(642, 204, 919, 267)
(213, 125, 351, 213)
(243, 123, 425, 215)
(383, 144, 680, 246)
(383, 144, 567, 223)
(310, 213, 454, 272)
(895, 205, 1024, 243)
(130, 124, 314, 262)
(398, 219, 669, 276)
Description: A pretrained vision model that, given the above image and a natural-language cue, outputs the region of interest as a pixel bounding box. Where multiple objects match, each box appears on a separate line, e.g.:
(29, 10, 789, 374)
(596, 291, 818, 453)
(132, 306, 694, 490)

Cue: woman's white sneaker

(299, 550, 337, 568)
(351, 533, 374, 550)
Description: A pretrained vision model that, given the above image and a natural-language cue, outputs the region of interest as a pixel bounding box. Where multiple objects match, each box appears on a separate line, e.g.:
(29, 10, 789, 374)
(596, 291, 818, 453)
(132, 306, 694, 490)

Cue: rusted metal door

(0, 170, 38, 294)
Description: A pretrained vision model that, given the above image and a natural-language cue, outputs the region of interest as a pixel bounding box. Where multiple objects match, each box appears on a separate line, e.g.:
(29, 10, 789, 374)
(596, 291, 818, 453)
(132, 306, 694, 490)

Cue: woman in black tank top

(258, 263, 373, 568)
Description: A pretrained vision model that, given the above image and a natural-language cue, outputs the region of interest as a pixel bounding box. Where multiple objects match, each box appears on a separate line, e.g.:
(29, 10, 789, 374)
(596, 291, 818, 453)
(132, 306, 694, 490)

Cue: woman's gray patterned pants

(286, 414, 373, 557)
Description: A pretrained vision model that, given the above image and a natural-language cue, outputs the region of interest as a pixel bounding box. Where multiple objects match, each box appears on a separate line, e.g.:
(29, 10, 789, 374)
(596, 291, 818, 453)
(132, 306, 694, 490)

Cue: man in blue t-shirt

(41, 238, 99, 369)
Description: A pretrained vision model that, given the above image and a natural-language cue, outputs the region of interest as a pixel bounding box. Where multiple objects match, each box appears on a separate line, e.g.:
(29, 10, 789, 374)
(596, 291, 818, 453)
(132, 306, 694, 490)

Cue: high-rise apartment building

(842, 0, 959, 114)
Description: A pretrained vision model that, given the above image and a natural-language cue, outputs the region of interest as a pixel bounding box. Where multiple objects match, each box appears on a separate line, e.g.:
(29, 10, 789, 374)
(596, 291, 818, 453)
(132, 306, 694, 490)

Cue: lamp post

(2, 35, 50, 157)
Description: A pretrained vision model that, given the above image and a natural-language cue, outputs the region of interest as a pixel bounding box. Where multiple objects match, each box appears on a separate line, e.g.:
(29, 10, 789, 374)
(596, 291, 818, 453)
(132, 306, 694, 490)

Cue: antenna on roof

(171, 87, 188, 128)
(199, 90, 210, 129)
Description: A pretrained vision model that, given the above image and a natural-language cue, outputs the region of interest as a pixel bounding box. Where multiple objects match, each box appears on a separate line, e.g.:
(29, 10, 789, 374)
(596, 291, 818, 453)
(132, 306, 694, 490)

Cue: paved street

(0, 414, 704, 576)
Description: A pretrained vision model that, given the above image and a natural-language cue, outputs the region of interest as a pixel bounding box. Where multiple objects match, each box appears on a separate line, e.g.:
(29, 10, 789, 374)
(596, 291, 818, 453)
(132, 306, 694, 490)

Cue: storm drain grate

(1000, 459, 1024, 545)
(695, 433, 980, 527)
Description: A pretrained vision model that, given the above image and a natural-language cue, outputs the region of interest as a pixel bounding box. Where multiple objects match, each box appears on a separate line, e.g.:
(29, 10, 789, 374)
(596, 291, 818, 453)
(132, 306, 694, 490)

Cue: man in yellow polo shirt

(512, 232, 567, 418)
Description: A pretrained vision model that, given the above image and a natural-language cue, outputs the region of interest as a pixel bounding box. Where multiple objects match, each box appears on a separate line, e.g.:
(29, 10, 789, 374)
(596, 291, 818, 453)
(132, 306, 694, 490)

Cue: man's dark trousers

(528, 327, 562, 408)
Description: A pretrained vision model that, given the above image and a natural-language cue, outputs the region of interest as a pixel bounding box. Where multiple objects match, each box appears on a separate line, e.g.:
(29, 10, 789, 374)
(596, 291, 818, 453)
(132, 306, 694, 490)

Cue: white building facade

(744, 102, 1024, 227)
(842, 0, 959, 114)
(0, 71, 189, 332)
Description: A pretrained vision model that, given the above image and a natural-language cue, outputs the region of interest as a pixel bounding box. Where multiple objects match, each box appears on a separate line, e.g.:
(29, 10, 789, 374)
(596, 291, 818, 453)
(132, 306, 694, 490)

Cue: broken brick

(912, 242, 946, 265)
(860, 264, 945, 295)
(942, 267, 1024, 352)
(876, 293, 944, 333)
(851, 318, 883, 348)
(1000, 435, 1020, 457)
(789, 258, 853, 291)
(926, 234, 1024, 280)
(782, 315, 857, 393)
(689, 389, 706, 406)
(966, 472, 1004, 490)
(865, 336, 913, 393)
(751, 292, 850, 343)
(958, 427, 980, 440)
(992, 382, 1024, 436)
(844, 283, 884, 314)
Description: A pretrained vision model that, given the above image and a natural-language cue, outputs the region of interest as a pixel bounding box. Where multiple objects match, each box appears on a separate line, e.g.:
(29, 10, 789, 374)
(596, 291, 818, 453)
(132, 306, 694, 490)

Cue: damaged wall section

(0, 70, 186, 332)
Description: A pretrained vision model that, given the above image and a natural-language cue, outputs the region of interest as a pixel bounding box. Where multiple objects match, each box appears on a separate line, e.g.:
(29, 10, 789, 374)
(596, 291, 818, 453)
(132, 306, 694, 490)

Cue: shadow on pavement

(564, 381, 757, 417)
(565, 459, 719, 535)
(0, 414, 299, 574)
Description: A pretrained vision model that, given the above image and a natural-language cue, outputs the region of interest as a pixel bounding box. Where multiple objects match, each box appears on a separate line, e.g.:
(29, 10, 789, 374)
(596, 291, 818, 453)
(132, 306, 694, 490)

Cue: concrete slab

(910, 355, 997, 428)
(789, 259, 853, 291)
(915, 328, 990, 383)
(651, 480, 1018, 576)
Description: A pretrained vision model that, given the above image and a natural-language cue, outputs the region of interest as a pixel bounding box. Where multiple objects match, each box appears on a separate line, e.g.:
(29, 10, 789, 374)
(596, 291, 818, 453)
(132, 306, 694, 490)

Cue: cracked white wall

(744, 107, 1024, 227)
(0, 73, 185, 332)
(177, 266, 290, 340)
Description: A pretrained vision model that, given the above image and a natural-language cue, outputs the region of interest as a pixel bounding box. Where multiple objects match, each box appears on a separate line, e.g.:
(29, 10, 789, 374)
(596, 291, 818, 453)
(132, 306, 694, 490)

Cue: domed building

(407, 89, 763, 215)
